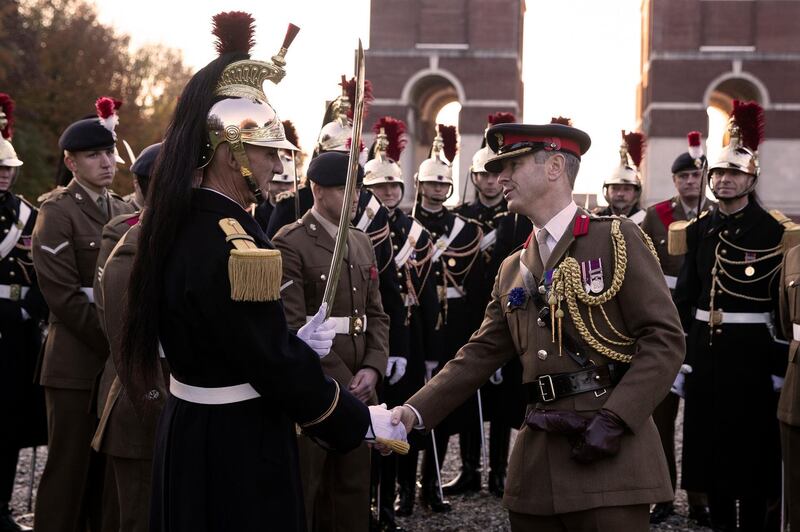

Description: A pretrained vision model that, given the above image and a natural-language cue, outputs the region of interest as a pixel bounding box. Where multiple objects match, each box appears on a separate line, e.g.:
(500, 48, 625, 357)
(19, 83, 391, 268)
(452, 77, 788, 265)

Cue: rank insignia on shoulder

(218, 218, 282, 302)
(667, 219, 693, 256)
(276, 190, 296, 203)
(573, 214, 590, 237)
(768, 209, 800, 253)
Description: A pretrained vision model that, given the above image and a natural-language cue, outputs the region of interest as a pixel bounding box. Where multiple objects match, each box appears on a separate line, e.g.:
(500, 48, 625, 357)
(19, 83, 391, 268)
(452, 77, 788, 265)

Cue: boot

(442, 429, 480, 495)
(488, 424, 510, 498)
(378, 505, 406, 532)
(688, 504, 711, 527)
(0, 505, 30, 532)
(394, 450, 417, 517)
(419, 436, 451, 513)
(649, 502, 674, 524)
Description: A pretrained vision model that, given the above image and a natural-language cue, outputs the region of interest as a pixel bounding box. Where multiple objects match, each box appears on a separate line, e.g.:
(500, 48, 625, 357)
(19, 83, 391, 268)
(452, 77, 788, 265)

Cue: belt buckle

(350, 316, 364, 335)
(710, 310, 723, 326)
(9, 284, 21, 302)
(537, 374, 556, 402)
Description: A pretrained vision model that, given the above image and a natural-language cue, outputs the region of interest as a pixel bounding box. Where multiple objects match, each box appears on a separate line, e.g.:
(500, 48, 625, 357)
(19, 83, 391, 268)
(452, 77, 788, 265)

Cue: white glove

(771, 375, 785, 392)
(386, 357, 408, 386)
(297, 303, 336, 358)
(489, 368, 504, 385)
(365, 403, 409, 443)
(670, 364, 693, 398)
(424, 360, 438, 382)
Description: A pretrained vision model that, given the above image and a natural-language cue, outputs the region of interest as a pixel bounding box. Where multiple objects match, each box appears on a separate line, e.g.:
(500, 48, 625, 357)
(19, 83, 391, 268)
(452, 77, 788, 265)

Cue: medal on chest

(580, 258, 604, 294)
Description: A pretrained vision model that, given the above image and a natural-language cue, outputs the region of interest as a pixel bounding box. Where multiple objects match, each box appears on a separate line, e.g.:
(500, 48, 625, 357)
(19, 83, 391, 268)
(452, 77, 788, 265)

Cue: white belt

(446, 286, 464, 299)
(695, 308, 771, 325)
(480, 229, 497, 252)
(664, 275, 677, 289)
(793, 323, 800, 342)
(81, 287, 95, 303)
(0, 284, 30, 300)
(169, 375, 260, 405)
(306, 314, 368, 335)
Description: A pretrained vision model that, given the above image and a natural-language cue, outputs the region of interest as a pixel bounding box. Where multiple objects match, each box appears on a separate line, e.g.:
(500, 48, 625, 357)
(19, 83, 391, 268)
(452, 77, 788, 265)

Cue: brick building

(365, 0, 525, 206)
(638, 0, 800, 216)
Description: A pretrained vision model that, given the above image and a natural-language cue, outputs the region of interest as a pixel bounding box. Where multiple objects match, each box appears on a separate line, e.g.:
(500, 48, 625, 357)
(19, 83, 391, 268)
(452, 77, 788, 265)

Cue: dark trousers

(0, 445, 18, 507)
(34, 387, 117, 532)
(652, 392, 679, 491)
(298, 436, 371, 532)
(111, 455, 152, 532)
(508, 504, 650, 531)
(781, 422, 799, 531)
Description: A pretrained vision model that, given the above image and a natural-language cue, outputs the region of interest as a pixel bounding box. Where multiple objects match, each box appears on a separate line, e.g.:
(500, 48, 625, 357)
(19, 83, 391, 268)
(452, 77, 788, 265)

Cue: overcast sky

(94, 0, 642, 195)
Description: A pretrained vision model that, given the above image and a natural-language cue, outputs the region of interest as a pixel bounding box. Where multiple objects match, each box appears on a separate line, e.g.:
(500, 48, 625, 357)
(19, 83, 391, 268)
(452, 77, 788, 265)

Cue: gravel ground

(11, 402, 710, 531)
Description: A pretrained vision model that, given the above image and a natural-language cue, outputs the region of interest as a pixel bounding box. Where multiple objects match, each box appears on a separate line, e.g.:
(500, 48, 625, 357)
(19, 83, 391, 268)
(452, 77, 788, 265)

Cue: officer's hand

(297, 303, 336, 358)
(424, 360, 438, 382)
(570, 409, 627, 464)
(386, 357, 408, 385)
(350, 367, 380, 403)
(366, 404, 408, 456)
(390, 405, 417, 434)
(670, 364, 692, 397)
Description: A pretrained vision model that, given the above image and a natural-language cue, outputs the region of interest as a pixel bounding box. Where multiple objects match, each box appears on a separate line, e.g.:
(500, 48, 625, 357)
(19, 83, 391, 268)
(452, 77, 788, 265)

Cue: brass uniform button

(447, 258, 456, 267)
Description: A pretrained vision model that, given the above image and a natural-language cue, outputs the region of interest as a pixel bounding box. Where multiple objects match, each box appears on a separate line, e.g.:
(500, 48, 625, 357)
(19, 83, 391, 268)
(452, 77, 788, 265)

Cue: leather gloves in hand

(526, 409, 589, 435)
(297, 303, 336, 358)
(386, 357, 408, 385)
(570, 409, 627, 464)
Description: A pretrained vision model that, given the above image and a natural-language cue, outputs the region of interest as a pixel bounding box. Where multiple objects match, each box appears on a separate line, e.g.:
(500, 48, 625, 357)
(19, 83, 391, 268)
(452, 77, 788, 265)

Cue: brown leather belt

(525, 363, 628, 404)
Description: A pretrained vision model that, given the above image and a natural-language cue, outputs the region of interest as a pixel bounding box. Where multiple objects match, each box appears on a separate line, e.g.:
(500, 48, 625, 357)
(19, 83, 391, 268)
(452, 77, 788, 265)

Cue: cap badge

(495, 133, 504, 147)
(544, 137, 561, 151)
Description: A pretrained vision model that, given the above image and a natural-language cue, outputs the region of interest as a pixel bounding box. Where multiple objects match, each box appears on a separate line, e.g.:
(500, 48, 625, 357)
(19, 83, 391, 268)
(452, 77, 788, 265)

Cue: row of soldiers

(1, 13, 799, 532)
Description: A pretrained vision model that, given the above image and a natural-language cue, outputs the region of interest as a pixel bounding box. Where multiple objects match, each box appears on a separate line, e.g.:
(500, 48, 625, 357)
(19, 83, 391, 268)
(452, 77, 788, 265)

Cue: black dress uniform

(674, 202, 786, 530)
(0, 192, 47, 522)
(254, 199, 274, 233)
(266, 186, 313, 239)
(151, 189, 370, 531)
(455, 198, 530, 496)
(415, 204, 484, 505)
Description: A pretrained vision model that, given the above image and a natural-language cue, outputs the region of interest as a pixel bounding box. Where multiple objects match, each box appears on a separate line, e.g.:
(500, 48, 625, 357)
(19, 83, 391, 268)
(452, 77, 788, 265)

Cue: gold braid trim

(551, 219, 634, 363)
(300, 380, 340, 428)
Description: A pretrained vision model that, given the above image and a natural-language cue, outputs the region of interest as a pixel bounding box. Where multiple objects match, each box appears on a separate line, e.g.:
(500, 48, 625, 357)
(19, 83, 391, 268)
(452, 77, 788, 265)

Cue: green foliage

(1, 0, 193, 202)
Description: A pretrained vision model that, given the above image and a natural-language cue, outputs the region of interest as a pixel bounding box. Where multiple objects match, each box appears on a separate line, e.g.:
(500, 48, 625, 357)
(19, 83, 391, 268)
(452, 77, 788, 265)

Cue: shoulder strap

(628, 209, 646, 226)
(394, 220, 424, 269)
(218, 218, 281, 302)
(355, 194, 382, 232)
(0, 200, 32, 259)
(432, 216, 466, 262)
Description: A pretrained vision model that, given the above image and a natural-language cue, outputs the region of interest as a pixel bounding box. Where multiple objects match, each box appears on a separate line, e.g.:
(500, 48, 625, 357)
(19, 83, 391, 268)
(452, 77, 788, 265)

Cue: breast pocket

(788, 274, 800, 322)
(74, 235, 101, 284)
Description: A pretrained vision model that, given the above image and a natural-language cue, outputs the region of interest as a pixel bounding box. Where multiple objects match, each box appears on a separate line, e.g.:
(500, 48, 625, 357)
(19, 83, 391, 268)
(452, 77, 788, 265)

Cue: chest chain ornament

(548, 219, 656, 363)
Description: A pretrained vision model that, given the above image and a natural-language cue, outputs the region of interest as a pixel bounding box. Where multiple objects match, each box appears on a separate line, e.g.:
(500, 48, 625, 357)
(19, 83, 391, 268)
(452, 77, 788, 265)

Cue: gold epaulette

(771, 210, 800, 252)
(668, 211, 706, 256)
(218, 218, 281, 302)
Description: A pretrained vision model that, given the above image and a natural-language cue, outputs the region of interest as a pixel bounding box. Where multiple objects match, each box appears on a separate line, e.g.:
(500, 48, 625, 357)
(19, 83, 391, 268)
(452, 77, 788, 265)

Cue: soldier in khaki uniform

(393, 121, 684, 531)
(273, 151, 390, 532)
(640, 131, 712, 526)
(779, 243, 800, 531)
(91, 143, 164, 532)
(31, 99, 134, 532)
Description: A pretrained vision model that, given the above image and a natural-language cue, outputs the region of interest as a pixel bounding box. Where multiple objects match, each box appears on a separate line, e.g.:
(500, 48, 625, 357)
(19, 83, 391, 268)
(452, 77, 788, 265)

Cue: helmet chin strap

(229, 139, 264, 205)
(710, 174, 757, 202)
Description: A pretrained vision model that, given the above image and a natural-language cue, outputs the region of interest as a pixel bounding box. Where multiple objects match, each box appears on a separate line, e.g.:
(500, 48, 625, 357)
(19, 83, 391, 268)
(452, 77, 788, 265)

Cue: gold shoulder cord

(218, 218, 282, 302)
(550, 220, 644, 364)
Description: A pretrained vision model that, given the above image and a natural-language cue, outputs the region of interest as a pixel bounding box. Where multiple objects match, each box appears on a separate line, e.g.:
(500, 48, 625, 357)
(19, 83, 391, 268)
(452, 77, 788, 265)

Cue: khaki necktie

(97, 195, 108, 220)
(536, 228, 551, 267)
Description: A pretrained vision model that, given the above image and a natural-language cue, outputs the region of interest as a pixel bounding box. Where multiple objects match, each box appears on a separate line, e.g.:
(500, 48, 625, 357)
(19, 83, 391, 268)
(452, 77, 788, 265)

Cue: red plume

(112, 98, 123, 110)
(731, 100, 765, 151)
(282, 120, 300, 149)
(373, 116, 407, 162)
(0, 93, 15, 140)
(487, 112, 516, 125)
(550, 116, 573, 126)
(438, 124, 458, 163)
(95, 97, 117, 119)
(345, 137, 365, 153)
(622, 130, 646, 167)
(340, 76, 373, 120)
(687, 131, 701, 147)
(212, 12, 256, 56)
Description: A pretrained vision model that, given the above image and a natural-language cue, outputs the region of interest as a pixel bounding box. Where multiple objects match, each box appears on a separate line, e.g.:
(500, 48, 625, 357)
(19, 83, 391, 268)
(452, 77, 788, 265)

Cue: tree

(1, 0, 192, 201)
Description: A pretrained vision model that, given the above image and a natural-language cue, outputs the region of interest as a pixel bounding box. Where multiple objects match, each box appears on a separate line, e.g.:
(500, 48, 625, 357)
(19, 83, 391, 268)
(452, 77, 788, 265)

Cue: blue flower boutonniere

(507, 287, 527, 309)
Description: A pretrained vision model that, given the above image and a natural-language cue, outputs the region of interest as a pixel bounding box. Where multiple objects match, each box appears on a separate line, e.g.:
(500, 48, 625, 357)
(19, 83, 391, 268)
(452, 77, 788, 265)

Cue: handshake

(365, 404, 410, 455)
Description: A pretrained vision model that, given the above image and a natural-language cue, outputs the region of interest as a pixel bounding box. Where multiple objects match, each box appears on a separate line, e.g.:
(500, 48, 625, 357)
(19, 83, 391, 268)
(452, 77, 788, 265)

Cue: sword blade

(321, 40, 366, 318)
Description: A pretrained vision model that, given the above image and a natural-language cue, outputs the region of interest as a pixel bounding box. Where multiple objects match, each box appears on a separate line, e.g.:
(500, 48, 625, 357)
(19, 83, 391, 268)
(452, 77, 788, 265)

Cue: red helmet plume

(731, 100, 765, 152)
(282, 120, 300, 150)
(438, 124, 458, 163)
(0, 93, 15, 140)
(550, 116, 573, 126)
(339, 76, 373, 120)
(487, 112, 516, 126)
(373, 116, 406, 162)
(622, 130, 646, 167)
(212, 12, 256, 56)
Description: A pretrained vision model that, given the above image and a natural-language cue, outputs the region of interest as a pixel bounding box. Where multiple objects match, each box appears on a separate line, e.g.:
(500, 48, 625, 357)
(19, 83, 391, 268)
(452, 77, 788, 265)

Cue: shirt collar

(536, 202, 578, 248)
(310, 206, 339, 238)
(74, 178, 107, 205)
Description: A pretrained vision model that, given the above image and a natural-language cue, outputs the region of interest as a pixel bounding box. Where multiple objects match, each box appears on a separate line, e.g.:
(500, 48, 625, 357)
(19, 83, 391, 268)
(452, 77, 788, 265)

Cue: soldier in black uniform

(118, 14, 400, 531)
(673, 100, 787, 531)
(594, 131, 646, 226)
(0, 93, 46, 532)
(364, 117, 441, 529)
(413, 125, 484, 512)
(254, 151, 295, 232)
(452, 115, 530, 499)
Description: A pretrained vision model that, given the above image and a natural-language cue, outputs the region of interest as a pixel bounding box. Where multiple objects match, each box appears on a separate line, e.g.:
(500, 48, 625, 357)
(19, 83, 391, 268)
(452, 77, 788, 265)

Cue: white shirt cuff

(404, 403, 425, 430)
